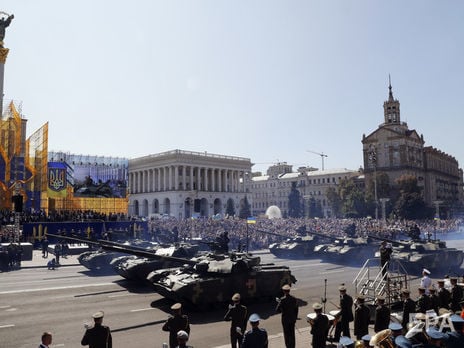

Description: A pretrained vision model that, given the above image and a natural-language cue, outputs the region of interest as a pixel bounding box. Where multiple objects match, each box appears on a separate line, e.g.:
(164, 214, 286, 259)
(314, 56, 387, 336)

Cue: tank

(269, 235, 322, 258)
(146, 251, 297, 310)
(369, 235, 464, 274)
(314, 236, 377, 265)
(110, 243, 200, 281)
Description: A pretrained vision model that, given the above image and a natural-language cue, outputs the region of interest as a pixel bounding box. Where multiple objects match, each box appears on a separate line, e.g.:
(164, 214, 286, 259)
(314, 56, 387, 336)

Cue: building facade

(128, 149, 252, 219)
(362, 82, 463, 208)
(249, 163, 360, 217)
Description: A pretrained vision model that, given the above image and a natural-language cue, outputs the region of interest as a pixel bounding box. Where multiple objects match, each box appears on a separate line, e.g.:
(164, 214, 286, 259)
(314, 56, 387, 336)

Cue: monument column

(0, 13, 14, 117)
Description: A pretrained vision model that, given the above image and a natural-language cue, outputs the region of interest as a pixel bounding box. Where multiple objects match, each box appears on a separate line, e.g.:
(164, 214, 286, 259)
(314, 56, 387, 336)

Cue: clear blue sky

(2, 1, 463, 174)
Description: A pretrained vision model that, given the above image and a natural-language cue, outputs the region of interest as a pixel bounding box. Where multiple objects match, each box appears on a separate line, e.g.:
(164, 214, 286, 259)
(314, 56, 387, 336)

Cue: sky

(1, 1, 463, 174)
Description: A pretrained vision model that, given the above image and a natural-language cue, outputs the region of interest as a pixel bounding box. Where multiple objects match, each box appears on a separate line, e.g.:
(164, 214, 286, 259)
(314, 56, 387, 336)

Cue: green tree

(326, 186, 342, 217)
(238, 195, 252, 219)
(307, 197, 323, 218)
(393, 175, 429, 219)
(288, 182, 303, 218)
(338, 178, 367, 217)
(225, 198, 235, 217)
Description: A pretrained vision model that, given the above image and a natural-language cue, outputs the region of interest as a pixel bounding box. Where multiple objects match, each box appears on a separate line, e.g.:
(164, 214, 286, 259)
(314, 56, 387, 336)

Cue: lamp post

(368, 145, 378, 220)
(379, 198, 390, 226)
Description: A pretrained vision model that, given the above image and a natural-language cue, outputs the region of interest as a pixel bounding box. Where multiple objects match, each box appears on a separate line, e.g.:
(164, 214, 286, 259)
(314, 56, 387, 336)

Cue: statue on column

(0, 12, 14, 48)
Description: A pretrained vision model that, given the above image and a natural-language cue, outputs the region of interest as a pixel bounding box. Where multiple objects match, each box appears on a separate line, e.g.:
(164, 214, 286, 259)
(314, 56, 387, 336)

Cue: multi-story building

(249, 163, 360, 217)
(128, 149, 252, 219)
(362, 82, 462, 208)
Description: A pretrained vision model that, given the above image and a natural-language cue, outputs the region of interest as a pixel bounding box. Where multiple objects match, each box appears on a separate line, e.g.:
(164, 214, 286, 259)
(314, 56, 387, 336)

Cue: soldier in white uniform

(420, 268, 432, 294)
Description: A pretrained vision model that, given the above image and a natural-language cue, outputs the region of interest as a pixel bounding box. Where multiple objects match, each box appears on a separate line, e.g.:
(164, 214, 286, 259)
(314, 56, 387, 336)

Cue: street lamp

(368, 144, 378, 220)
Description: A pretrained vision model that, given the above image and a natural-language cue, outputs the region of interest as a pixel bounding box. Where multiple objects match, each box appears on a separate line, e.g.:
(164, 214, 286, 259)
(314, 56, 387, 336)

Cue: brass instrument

(369, 329, 394, 348)
(354, 340, 364, 348)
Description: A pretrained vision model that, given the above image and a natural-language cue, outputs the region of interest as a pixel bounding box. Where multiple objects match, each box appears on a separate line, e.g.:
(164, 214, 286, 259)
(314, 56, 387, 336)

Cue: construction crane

(307, 150, 328, 171)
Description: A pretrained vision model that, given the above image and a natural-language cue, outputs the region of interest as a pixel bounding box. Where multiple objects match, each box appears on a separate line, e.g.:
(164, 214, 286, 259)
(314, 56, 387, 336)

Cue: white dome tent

(265, 205, 282, 219)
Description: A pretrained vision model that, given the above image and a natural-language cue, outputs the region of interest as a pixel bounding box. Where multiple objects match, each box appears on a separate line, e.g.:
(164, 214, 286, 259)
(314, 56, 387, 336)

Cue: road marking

(0, 283, 114, 295)
(319, 270, 346, 275)
(0, 324, 15, 329)
(130, 308, 154, 313)
(5, 308, 17, 312)
(108, 293, 133, 298)
(0, 305, 11, 309)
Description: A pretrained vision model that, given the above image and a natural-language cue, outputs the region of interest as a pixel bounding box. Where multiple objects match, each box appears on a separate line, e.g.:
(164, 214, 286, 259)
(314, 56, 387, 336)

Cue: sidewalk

(21, 250, 80, 269)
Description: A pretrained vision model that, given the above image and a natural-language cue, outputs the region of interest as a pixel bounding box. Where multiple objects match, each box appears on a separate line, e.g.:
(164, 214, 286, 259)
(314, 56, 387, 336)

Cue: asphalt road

(2, 235, 464, 348)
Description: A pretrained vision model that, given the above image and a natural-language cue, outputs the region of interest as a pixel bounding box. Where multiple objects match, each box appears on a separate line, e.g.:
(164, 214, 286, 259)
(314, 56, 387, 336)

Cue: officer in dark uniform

(449, 277, 463, 312)
(437, 279, 451, 309)
(374, 296, 390, 333)
(242, 313, 268, 348)
(309, 302, 329, 348)
(334, 285, 353, 342)
(379, 241, 392, 277)
(224, 293, 248, 348)
(428, 287, 439, 314)
(401, 289, 416, 330)
(354, 295, 370, 340)
(162, 303, 190, 348)
(276, 284, 298, 348)
(415, 286, 432, 313)
(81, 311, 112, 348)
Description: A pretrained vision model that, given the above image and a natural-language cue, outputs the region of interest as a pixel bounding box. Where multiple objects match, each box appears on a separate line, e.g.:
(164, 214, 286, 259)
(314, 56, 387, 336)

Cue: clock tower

(383, 75, 400, 125)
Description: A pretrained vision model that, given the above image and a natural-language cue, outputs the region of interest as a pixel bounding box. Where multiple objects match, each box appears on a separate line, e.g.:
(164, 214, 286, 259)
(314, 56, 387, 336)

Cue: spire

(388, 74, 394, 101)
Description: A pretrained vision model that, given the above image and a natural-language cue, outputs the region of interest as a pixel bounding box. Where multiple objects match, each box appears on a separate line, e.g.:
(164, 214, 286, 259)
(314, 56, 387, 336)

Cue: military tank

(110, 243, 199, 281)
(78, 239, 160, 272)
(269, 235, 323, 258)
(369, 234, 464, 274)
(146, 251, 297, 310)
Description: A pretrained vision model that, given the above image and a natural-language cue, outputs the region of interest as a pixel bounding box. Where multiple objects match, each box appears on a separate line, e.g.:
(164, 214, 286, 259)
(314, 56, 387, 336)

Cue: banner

(47, 162, 67, 198)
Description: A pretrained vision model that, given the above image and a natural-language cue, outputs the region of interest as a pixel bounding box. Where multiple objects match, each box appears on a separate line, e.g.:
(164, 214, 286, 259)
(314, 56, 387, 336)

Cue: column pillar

(174, 165, 179, 191)
(211, 168, 216, 192)
(182, 165, 186, 191)
(190, 166, 194, 191)
(205, 168, 209, 191)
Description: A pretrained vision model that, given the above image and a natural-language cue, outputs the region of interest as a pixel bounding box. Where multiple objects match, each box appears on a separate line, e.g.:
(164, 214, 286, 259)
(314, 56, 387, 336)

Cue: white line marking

(0, 283, 114, 295)
(319, 270, 345, 275)
(0, 305, 11, 309)
(5, 308, 17, 312)
(130, 308, 154, 313)
(0, 324, 15, 329)
(108, 293, 132, 298)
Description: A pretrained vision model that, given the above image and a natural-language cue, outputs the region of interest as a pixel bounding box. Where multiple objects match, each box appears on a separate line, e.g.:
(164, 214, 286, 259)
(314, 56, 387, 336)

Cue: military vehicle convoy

(268, 235, 322, 258)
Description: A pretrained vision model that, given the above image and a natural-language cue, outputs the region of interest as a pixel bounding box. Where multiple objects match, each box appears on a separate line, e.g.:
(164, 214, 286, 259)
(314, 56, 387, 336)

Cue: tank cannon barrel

(306, 230, 340, 242)
(366, 234, 408, 246)
(45, 233, 197, 265)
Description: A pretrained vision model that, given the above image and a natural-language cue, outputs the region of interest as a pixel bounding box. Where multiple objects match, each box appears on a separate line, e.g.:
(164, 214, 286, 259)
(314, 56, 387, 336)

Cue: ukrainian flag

(247, 217, 256, 224)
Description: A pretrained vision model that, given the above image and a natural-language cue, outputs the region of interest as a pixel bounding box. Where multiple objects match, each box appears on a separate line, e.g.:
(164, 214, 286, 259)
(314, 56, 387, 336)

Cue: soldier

(39, 331, 52, 348)
(175, 330, 193, 348)
(428, 287, 439, 314)
(437, 279, 450, 310)
(309, 302, 329, 348)
(224, 293, 247, 348)
(276, 284, 298, 348)
(379, 241, 392, 277)
(401, 289, 416, 330)
(162, 303, 190, 348)
(420, 268, 432, 294)
(241, 313, 268, 348)
(373, 296, 390, 333)
(415, 287, 431, 313)
(334, 285, 353, 342)
(354, 295, 370, 340)
(449, 277, 463, 312)
(81, 311, 112, 348)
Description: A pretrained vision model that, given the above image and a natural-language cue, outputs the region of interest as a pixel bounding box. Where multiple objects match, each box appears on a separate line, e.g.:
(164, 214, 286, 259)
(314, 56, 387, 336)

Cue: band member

(374, 296, 390, 333)
(224, 293, 248, 348)
(334, 285, 354, 342)
(437, 279, 450, 310)
(276, 284, 298, 348)
(309, 302, 329, 348)
(354, 295, 370, 340)
(401, 289, 416, 330)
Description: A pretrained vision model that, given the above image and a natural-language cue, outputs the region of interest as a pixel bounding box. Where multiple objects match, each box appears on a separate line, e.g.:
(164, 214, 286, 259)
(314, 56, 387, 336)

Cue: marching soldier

(415, 286, 431, 313)
(309, 302, 329, 348)
(373, 296, 390, 333)
(334, 285, 353, 342)
(242, 313, 268, 348)
(449, 277, 463, 312)
(162, 303, 190, 348)
(401, 289, 416, 330)
(224, 293, 247, 348)
(437, 279, 450, 310)
(428, 287, 439, 314)
(81, 311, 112, 348)
(276, 284, 298, 348)
(354, 295, 370, 340)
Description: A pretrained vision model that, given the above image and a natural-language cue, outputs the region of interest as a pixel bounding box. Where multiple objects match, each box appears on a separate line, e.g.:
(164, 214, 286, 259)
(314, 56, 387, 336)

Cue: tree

(307, 197, 323, 218)
(288, 182, 303, 218)
(326, 186, 342, 217)
(338, 178, 367, 218)
(393, 175, 430, 219)
(238, 195, 251, 219)
(225, 198, 235, 217)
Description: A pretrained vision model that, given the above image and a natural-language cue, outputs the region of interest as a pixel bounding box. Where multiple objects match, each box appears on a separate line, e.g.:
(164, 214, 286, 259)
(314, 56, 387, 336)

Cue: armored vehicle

(269, 235, 322, 258)
(147, 251, 297, 310)
(314, 236, 377, 264)
(369, 235, 464, 274)
(110, 243, 199, 281)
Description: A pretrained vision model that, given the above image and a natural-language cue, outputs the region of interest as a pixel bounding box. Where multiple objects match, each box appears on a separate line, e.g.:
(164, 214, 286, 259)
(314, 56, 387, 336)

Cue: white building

(128, 149, 252, 219)
(249, 163, 360, 217)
